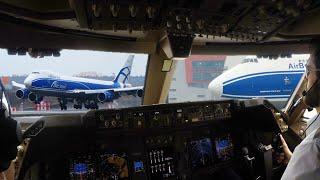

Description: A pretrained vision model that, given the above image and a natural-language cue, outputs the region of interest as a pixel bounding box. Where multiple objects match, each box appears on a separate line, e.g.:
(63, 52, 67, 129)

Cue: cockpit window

(0, 49, 148, 114)
(168, 54, 309, 109)
(242, 57, 258, 63)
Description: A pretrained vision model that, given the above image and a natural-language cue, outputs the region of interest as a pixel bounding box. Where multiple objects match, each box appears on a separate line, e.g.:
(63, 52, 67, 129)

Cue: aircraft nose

(208, 79, 223, 100)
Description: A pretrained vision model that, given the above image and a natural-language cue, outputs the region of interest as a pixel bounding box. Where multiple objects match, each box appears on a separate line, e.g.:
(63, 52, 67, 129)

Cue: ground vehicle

(0, 0, 319, 179)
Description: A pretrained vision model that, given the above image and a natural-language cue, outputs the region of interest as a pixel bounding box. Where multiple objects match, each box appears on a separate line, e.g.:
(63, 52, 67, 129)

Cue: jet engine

(28, 92, 37, 102)
(97, 91, 115, 103)
(136, 89, 143, 97)
(16, 89, 30, 99)
(28, 93, 43, 103)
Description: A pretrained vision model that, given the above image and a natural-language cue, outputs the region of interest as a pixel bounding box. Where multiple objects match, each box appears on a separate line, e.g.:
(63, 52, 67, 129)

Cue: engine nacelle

(28, 93, 36, 102)
(97, 91, 115, 103)
(16, 88, 30, 99)
(28, 93, 43, 103)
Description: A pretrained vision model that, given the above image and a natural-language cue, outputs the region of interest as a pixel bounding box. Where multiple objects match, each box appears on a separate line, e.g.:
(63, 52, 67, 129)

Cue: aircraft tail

(113, 55, 134, 84)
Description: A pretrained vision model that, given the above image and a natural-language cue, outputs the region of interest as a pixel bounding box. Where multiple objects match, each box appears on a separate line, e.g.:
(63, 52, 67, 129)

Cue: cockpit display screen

(74, 163, 88, 174)
(69, 156, 96, 180)
(134, 161, 144, 172)
(189, 138, 214, 169)
(215, 135, 233, 161)
(69, 152, 129, 180)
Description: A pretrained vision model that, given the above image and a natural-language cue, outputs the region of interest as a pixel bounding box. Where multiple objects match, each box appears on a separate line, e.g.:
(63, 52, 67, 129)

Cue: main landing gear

(73, 99, 83, 109)
(59, 99, 99, 110)
(84, 100, 99, 110)
(58, 98, 67, 110)
(73, 99, 99, 110)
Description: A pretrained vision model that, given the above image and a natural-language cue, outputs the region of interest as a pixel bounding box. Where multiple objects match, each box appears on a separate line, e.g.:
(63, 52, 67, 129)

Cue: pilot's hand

(279, 134, 292, 162)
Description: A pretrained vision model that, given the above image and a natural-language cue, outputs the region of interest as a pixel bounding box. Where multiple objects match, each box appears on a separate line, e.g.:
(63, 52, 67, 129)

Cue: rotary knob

(104, 120, 110, 128)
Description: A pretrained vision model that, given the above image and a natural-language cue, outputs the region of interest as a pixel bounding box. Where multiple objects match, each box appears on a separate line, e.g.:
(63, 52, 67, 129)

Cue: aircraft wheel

(74, 104, 83, 109)
(89, 102, 97, 109)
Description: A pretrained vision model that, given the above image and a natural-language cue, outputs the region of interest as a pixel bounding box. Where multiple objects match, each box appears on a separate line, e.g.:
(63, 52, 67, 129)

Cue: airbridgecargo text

(289, 62, 305, 69)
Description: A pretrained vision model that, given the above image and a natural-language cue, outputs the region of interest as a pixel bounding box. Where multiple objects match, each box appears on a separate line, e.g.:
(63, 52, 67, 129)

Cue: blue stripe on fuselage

(223, 70, 304, 85)
(222, 72, 304, 98)
(221, 95, 290, 99)
(30, 78, 120, 91)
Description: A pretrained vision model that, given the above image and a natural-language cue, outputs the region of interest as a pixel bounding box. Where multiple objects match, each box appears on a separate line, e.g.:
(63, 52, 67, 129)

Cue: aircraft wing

(12, 81, 26, 89)
(113, 86, 144, 93)
(70, 86, 144, 98)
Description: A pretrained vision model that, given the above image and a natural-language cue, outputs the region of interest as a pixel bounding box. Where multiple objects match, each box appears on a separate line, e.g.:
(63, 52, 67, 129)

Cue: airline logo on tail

(114, 55, 134, 83)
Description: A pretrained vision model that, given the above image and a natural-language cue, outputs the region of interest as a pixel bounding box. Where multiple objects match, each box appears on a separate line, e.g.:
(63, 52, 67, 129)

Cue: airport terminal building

(168, 55, 244, 103)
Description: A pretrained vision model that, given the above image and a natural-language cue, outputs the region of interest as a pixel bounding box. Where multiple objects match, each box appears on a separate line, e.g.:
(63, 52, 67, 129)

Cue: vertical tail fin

(113, 55, 134, 83)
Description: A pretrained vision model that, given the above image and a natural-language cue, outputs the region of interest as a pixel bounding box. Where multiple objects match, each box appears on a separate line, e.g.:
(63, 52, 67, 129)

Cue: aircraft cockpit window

(169, 54, 309, 109)
(46, 72, 60, 79)
(241, 57, 259, 63)
(0, 49, 148, 115)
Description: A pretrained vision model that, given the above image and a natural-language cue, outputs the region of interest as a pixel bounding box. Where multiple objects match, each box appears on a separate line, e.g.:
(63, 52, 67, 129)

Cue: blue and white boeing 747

(12, 55, 143, 110)
(208, 56, 308, 108)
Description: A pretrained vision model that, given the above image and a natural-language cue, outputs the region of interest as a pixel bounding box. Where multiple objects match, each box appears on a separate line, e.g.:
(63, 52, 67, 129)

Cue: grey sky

(0, 49, 148, 76)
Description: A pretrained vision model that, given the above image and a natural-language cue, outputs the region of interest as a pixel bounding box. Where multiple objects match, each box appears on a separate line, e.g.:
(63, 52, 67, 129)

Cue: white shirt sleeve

(281, 129, 320, 180)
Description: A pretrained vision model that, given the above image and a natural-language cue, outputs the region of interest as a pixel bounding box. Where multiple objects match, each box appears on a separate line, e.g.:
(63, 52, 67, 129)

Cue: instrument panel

(67, 101, 236, 180)
(67, 133, 235, 180)
(90, 101, 233, 130)
(71, 0, 318, 42)
(18, 100, 285, 180)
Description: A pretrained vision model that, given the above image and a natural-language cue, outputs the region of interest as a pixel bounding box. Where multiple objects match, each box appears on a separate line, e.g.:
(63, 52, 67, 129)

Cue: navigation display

(189, 138, 214, 169)
(134, 161, 144, 172)
(215, 135, 234, 161)
(69, 151, 129, 180)
(69, 155, 96, 180)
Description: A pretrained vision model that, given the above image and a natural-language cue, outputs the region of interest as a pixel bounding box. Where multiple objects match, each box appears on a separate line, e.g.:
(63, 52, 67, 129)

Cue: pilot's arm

(0, 115, 21, 172)
(279, 135, 292, 161)
(281, 129, 320, 180)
